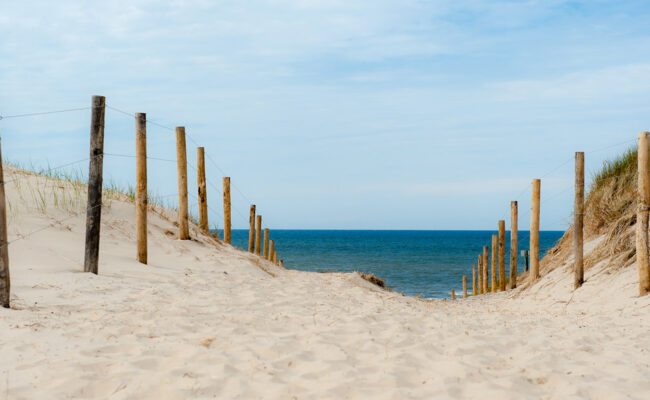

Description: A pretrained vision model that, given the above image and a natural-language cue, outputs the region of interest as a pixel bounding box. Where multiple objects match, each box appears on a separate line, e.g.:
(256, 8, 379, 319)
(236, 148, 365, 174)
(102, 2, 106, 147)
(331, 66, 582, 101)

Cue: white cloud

(486, 63, 650, 101)
(1, 0, 649, 229)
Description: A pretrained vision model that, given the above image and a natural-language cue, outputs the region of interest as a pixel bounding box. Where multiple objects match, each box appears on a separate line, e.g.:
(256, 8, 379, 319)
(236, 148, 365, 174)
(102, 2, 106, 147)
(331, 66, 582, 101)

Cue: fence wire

(0, 107, 90, 120)
(106, 103, 260, 228)
(0, 201, 102, 250)
(1, 102, 645, 255)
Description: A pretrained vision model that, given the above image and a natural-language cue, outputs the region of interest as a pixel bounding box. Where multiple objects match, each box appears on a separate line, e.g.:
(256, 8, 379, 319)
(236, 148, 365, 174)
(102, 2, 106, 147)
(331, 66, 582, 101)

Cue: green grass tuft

(589, 147, 637, 194)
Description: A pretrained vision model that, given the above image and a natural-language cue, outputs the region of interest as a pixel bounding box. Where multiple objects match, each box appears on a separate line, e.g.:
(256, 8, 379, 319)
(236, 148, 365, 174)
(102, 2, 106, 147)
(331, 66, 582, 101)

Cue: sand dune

(1, 167, 649, 399)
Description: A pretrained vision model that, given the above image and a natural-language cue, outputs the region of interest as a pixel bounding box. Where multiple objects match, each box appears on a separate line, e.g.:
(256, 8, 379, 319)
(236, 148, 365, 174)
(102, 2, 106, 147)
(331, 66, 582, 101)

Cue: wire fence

(0, 107, 90, 120)
(105, 104, 256, 227)
(0, 101, 269, 257)
(503, 136, 638, 224)
(3, 156, 94, 185)
(0, 103, 644, 258)
(0, 201, 102, 251)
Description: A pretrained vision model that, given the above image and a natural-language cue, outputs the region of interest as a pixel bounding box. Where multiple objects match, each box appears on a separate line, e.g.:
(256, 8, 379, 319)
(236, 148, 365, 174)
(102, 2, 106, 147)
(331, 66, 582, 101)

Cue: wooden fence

(0, 95, 285, 308)
(451, 133, 650, 299)
(1, 97, 649, 309)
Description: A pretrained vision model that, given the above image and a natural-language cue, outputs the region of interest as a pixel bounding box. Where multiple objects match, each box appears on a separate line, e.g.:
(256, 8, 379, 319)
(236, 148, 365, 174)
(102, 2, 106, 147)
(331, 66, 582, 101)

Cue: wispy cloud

(1, 0, 650, 228)
(486, 63, 650, 101)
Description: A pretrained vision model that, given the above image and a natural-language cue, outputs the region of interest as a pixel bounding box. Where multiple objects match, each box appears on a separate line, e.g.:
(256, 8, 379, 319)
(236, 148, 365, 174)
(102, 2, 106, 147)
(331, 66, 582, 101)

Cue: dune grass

(3, 159, 227, 244)
(541, 146, 639, 275)
(589, 147, 637, 195)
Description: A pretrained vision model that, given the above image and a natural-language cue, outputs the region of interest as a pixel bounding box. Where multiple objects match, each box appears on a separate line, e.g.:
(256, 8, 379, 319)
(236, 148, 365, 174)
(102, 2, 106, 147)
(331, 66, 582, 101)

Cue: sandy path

(1, 170, 649, 399)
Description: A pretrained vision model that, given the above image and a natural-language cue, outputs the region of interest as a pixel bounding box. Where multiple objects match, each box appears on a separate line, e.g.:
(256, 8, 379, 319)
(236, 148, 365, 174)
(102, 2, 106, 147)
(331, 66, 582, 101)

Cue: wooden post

(477, 255, 483, 294)
(248, 205, 256, 252)
(637, 132, 650, 296)
(135, 113, 147, 264)
(83, 95, 106, 274)
(491, 235, 497, 292)
(530, 179, 541, 281)
(0, 139, 10, 308)
(522, 250, 529, 272)
(482, 246, 489, 294)
(462, 275, 467, 298)
(273, 251, 278, 265)
(223, 177, 231, 244)
(451, 290, 455, 300)
(175, 127, 190, 240)
(269, 239, 275, 262)
(255, 215, 262, 255)
(498, 220, 505, 291)
(197, 147, 208, 233)
(280, 259, 284, 268)
(263, 228, 270, 260)
(472, 264, 477, 296)
(574, 152, 585, 289)
(510, 201, 518, 288)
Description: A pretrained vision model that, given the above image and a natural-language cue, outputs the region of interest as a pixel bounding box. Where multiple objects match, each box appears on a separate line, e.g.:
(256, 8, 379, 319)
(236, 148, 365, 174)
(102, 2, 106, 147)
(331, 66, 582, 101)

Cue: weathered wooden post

(462, 275, 467, 298)
(263, 228, 270, 260)
(248, 205, 256, 252)
(273, 251, 278, 265)
(176, 127, 190, 240)
(451, 290, 455, 300)
(472, 264, 477, 296)
(491, 235, 497, 292)
(197, 147, 208, 233)
(135, 113, 148, 264)
(482, 246, 489, 294)
(269, 240, 275, 262)
(522, 250, 529, 271)
(510, 201, 518, 288)
(280, 259, 284, 268)
(637, 132, 650, 296)
(574, 152, 585, 289)
(84, 95, 106, 274)
(255, 215, 262, 255)
(0, 139, 10, 308)
(223, 177, 231, 244)
(477, 255, 483, 294)
(530, 179, 541, 281)
(498, 220, 506, 291)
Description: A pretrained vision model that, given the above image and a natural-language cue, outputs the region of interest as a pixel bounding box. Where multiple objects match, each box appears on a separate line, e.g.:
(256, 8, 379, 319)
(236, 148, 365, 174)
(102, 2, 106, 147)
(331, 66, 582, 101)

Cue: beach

(2, 168, 649, 399)
(4, 1, 650, 398)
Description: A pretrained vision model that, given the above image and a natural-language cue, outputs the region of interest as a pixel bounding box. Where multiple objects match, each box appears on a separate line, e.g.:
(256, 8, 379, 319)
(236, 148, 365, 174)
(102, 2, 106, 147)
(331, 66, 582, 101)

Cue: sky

(1, 0, 650, 230)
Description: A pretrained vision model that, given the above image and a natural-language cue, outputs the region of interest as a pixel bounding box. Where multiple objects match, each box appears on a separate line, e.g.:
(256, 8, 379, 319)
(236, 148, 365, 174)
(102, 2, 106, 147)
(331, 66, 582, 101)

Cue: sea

(230, 230, 564, 299)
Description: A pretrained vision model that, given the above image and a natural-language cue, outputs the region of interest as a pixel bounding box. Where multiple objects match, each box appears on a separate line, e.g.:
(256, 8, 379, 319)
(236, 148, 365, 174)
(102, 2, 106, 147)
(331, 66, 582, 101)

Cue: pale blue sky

(1, 0, 649, 230)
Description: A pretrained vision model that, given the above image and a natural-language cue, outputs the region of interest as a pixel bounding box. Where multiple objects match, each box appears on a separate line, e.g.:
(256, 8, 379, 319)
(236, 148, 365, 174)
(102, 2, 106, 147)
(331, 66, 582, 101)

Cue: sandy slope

(1, 167, 649, 400)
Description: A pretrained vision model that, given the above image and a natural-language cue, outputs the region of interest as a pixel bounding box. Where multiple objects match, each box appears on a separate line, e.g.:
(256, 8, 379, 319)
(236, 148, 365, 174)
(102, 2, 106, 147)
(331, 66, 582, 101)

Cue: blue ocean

(230, 230, 564, 298)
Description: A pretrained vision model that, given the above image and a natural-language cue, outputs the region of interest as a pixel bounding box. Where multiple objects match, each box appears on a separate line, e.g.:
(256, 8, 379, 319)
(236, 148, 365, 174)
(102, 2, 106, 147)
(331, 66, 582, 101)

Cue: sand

(1, 167, 650, 399)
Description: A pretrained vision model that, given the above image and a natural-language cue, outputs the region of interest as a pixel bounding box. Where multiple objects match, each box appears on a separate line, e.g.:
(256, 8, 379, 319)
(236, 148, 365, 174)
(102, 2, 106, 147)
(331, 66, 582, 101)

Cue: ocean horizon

(229, 229, 565, 298)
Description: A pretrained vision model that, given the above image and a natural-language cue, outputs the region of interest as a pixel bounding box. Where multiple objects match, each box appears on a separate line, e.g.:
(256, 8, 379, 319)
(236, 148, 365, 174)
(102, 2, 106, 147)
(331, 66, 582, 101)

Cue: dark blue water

(230, 230, 564, 298)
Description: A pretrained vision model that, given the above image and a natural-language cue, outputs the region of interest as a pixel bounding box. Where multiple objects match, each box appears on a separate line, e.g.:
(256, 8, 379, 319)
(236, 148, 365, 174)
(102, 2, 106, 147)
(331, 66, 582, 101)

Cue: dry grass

(2, 162, 223, 244)
(540, 147, 638, 274)
(583, 147, 637, 270)
(585, 147, 637, 236)
(358, 272, 386, 288)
